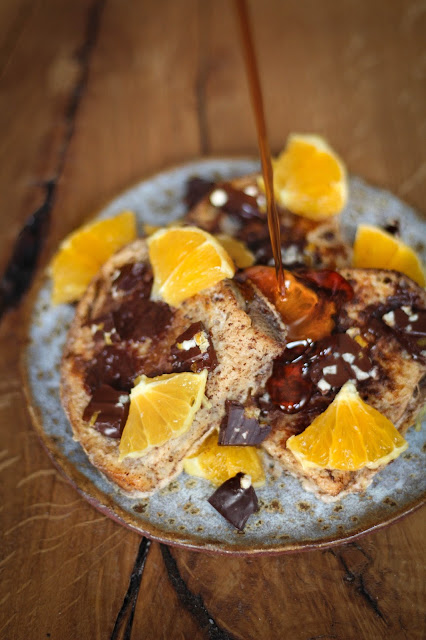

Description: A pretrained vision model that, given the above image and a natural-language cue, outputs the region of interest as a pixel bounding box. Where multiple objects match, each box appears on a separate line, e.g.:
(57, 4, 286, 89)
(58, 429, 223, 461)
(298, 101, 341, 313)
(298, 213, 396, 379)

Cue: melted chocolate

(218, 400, 270, 445)
(113, 293, 173, 342)
(171, 322, 218, 373)
(83, 384, 129, 438)
(208, 472, 259, 531)
(364, 301, 426, 362)
(84, 345, 141, 392)
(112, 262, 153, 296)
(267, 333, 373, 413)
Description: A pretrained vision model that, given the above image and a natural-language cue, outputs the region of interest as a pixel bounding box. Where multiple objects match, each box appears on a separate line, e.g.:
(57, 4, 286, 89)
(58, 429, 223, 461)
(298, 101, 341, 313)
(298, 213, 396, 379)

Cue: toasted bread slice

(184, 174, 351, 269)
(61, 239, 287, 495)
(262, 268, 426, 501)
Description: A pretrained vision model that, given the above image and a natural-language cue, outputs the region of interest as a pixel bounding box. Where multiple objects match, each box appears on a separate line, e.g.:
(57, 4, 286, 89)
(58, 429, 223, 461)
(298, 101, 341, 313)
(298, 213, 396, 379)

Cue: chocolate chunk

(217, 184, 263, 221)
(113, 293, 174, 342)
(84, 345, 141, 392)
(83, 384, 129, 438)
(112, 262, 153, 296)
(309, 333, 374, 390)
(184, 177, 215, 210)
(218, 400, 270, 445)
(171, 321, 218, 373)
(208, 472, 259, 531)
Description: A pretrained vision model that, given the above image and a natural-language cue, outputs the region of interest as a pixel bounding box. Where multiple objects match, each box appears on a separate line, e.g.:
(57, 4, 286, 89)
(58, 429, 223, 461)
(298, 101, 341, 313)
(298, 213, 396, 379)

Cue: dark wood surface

(0, 1, 425, 638)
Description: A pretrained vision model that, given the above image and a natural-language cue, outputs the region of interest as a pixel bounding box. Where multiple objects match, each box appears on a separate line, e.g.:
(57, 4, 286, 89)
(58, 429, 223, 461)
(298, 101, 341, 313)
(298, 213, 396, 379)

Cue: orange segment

(287, 381, 408, 471)
(183, 431, 265, 486)
(147, 227, 235, 306)
(216, 234, 255, 268)
(50, 211, 137, 304)
(272, 134, 348, 220)
(353, 224, 425, 286)
(119, 370, 208, 461)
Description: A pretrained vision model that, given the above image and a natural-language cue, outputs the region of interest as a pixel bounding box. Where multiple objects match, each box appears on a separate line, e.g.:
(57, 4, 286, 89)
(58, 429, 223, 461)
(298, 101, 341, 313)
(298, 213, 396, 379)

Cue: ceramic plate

(23, 159, 426, 554)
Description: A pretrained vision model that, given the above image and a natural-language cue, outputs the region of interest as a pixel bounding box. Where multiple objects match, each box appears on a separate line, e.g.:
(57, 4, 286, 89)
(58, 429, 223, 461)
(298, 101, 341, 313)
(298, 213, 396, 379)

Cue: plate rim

(20, 157, 426, 556)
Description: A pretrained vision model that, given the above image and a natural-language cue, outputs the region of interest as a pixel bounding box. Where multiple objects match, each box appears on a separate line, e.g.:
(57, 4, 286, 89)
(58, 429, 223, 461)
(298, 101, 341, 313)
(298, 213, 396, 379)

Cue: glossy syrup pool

(25, 158, 426, 553)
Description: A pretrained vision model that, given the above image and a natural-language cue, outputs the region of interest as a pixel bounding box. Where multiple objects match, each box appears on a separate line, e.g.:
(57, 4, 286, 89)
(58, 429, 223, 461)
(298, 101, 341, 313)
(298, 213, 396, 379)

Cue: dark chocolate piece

(309, 333, 374, 390)
(113, 293, 173, 342)
(83, 384, 129, 438)
(208, 472, 259, 531)
(216, 184, 263, 221)
(112, 262, 153, 296)
(184, 177, 215, 210)
(218, 400, 270, 445)
(84, 345, 141, 392)
(171, 321, 218, 373)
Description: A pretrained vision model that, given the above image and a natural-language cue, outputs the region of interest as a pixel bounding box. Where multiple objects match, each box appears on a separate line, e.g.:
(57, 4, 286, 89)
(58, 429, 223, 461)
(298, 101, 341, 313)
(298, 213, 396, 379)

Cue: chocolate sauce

(218, 400, 270, 445)
(84, 345, 141, 392)
(83, 384, 129, 438)
(171, 321, 218, 373)
(208, 472, 259, 531)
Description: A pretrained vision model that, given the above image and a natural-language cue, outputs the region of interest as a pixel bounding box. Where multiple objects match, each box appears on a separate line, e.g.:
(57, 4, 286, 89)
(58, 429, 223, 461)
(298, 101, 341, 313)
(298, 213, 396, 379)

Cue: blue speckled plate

(22, 159, 426, 554)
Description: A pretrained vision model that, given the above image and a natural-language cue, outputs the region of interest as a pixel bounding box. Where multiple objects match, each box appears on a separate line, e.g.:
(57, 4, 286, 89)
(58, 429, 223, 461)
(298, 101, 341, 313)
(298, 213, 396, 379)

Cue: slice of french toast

(61, 239, 287, 495)
(261, 268, 426, 501)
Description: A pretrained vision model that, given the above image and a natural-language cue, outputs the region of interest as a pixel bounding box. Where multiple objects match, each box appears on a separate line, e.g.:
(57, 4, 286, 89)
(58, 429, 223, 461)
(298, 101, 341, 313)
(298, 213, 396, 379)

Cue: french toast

(61, 239, 287, 495)
(261, 268, 426, 500)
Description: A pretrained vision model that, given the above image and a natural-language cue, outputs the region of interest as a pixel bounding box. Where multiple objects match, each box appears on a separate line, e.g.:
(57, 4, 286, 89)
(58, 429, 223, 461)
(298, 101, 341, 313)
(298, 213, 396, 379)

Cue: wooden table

(0, 1, 424, 638)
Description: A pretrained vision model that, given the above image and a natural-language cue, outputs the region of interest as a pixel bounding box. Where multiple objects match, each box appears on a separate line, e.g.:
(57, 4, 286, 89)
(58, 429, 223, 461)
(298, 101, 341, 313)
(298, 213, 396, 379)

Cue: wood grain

(0, 1, 424, 639)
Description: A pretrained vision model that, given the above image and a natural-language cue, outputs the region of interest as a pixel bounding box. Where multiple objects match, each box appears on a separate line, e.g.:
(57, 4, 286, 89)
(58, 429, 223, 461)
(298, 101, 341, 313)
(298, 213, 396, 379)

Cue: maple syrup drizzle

(234, 0, 285, 294)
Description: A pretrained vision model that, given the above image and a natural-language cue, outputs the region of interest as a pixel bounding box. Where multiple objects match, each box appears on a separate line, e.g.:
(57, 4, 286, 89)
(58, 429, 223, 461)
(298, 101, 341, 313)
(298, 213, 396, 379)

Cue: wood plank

(0, 0, 424, 639)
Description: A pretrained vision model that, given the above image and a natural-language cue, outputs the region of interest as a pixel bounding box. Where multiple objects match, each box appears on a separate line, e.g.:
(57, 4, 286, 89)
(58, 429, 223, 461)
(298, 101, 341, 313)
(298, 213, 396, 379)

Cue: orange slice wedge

(272, 134, 348, 220)
(147, 227, 235, 306)
(119, 371, 208, 461)
(183, 431, 265, 486)
(50, 211, 137, 304)
(352, 224, 425, 286)
(287, 381, 407, 471)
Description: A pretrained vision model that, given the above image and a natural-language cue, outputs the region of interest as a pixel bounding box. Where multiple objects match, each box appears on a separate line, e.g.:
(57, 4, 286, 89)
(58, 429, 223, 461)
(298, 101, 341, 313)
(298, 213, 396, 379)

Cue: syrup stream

(234, 0, 285, 294)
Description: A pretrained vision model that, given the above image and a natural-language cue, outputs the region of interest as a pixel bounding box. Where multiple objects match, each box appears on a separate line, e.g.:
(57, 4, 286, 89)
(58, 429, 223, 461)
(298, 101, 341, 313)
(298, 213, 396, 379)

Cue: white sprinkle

(242, 432, 248, 440)
(240, 474, 252, 489)
(409, 314, 418, 322)
(318, 379, 331, 393)
(342, 353, 355, 364)
(406, 324, 413, 332)
(346, 327, 360, 338)
(177, 337, 197, 351)
(382, 311, 395, 327)
(119, 395, 129, 404)
(323, 365, 337, 375)
(282, 245, 301, 264)
(352, 365, 370, 381)
(401, 306, 412, 315)
(243, 185, 258, 196)
(209, 188, 228, 207)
